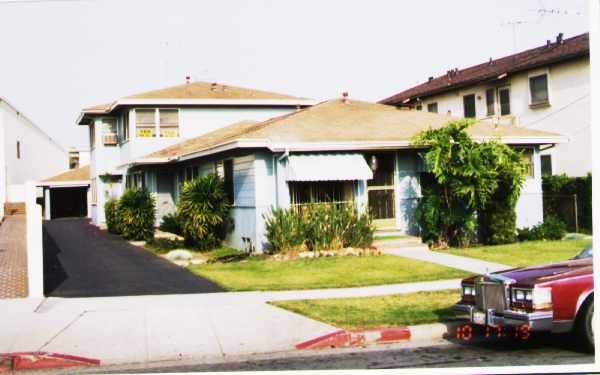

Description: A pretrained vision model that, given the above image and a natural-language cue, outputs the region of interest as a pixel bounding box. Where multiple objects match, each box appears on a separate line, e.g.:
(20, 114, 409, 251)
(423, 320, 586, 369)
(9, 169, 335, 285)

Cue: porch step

(373, 236, 428, 250)
(4, 202, 25, 216)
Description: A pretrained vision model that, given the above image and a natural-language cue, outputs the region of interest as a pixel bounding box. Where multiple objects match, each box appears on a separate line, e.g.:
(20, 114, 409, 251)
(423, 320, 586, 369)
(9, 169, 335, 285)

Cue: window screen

(463, 94, 476, 118)
(136, 109, 156, 138)
(530, 74, 549, 104)
(486, 88, 495, 116)
(159, 109, 179, 138)
(499, 88, 511, 115)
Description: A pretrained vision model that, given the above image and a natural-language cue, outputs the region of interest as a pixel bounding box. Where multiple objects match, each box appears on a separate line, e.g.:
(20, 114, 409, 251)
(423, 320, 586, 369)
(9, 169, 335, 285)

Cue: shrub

(543, 173, 592, 232)
(117, 188, 156, 241)
(159, 212, 183, 235)
(264, 203, 374, 253)
(517, 215, 567, 241)
(478, 207, 517, 245)
(177, 174, 232, 250)
(104, 198, 121, 234)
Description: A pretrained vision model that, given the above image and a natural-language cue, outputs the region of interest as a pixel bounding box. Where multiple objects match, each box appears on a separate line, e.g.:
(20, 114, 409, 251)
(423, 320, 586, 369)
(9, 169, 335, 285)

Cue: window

(427, 102, 438, 113)
(224, 159, 234, 204)
(529, 74, 549, 105)
(122, 110, 130, 142)
(215, 160, 224, 178)
(102, 118, 117, 145)
(541, 154, 552, 176)
(499, 88, 511, 115)
(485, 88, 495, 116)
(132, 172, 145, 189)
(289, 181, 351, 206)
(192, 166, 199, 179)
(69, 151, 79, 169)
(136, 109, 156, 138)
(416, 104, 422, 111)
(520, 148, 534, 178)
(463, 94, 476, 118)
(159, 109, 179, 138)
(16, 141, 20, 159)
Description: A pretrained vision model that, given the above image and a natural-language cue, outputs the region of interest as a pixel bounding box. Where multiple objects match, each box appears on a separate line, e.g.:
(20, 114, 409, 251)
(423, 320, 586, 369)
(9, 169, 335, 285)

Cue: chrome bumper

(453, 303, 553, 331)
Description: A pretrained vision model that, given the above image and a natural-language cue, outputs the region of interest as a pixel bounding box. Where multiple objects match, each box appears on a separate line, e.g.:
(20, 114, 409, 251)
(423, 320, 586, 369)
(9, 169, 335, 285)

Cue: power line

(0, 0, 94, 4)
(521, 93, 590, 128)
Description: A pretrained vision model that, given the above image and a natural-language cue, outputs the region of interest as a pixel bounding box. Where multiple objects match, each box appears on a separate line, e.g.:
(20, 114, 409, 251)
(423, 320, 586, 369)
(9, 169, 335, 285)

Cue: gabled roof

(133, 98, 566, 165)
(380, 33, 589, 105)
(79, 81, 315, 123)
(40, 165, 90, 185)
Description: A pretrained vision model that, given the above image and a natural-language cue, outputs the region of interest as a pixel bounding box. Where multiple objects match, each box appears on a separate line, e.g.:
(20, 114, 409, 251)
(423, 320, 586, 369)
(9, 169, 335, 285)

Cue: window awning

(286, 153, 373, 182)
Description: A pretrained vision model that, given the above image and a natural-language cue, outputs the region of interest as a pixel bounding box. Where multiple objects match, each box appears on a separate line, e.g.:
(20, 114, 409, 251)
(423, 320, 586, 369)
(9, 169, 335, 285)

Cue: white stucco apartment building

(76, 80, 315, 226)
(380, 32, 590, 177)
(0, 97, 69, 217)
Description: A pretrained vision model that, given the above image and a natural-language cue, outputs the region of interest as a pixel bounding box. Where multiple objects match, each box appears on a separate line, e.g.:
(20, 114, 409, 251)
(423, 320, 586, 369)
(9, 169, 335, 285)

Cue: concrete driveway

(43, 218, 225, 297)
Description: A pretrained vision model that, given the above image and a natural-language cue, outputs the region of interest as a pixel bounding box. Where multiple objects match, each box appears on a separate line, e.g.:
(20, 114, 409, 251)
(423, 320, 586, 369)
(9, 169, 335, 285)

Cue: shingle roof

(141, 99, 565, 161)
(42, 165, 90, 182)
(380, 33, 589, 105)
(82, 82, 310, 113)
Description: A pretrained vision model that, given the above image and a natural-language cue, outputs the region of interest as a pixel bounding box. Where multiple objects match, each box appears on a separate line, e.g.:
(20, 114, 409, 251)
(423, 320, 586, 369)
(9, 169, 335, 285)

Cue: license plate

(473, 311, 486, 325)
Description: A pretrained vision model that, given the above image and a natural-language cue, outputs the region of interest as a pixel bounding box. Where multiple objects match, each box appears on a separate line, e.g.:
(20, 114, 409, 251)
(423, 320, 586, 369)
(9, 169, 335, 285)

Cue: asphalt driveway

(43, 218, 225, 297)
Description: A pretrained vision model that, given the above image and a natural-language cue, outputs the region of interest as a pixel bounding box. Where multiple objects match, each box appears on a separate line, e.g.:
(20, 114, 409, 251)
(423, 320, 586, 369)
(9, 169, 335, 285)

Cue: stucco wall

(416, 57, 590, 176)
(0, 101, 67, 207)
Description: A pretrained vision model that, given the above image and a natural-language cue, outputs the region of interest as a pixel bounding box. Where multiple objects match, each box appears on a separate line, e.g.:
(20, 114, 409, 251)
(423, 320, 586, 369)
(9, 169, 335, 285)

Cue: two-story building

(0, 97, 69, 217)
(379, 32, 590, 177)
(76, 80, 315, 225)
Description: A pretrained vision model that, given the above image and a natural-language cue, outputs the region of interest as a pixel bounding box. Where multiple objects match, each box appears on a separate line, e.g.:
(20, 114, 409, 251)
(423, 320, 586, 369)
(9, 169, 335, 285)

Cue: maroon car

(453, 245, 594, 351)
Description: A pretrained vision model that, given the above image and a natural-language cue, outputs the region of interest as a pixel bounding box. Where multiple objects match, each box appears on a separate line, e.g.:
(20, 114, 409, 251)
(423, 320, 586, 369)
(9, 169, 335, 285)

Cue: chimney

(342, 92, 349, 103)
(428, 76, 433, 83)
(185, 75, 191, 84)
(210, 82, 218, 91)
(556, 32, 564, 44)
(547, 39, 551, 47)
(488, 57, 493, 65)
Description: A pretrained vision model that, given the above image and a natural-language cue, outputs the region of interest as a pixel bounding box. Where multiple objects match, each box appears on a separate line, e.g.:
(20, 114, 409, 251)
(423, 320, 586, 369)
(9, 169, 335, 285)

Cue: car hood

(494, 258, 592, 286)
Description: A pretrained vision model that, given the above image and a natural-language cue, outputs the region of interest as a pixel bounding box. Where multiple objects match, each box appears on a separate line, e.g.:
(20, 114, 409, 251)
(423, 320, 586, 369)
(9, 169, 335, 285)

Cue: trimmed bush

(264, 203, 374, 253)
(517, 215, 567, 241)
(104, 198, 121, 234)
(117, 188, 156, 241)
(159, 212, 183, 236)
(177, 174, 232, 250)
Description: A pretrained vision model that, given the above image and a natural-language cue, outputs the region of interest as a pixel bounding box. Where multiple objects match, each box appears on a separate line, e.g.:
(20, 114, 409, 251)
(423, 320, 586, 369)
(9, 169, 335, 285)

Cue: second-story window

(122, 110, 130, 142)
(485, 88, 495, 116)
(529, 74, 549, 106)
(69, 151, 79, 169)
(159, 109, 179, 137)
(427, 102, 438, 113)
(136, 109, 156, 138)
(463, 94, 476, 118)
(102, 118, 117, 145)
(499, 87, 511, 116)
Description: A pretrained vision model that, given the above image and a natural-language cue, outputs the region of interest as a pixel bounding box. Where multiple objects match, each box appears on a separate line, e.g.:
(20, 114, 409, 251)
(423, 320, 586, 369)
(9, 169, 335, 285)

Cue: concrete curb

(296, 322, 460, 350)
(0, 352, 100, 373)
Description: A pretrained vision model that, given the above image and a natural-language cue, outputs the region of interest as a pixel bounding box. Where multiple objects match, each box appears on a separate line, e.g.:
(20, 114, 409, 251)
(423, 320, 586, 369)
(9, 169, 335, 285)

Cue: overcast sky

(0, 0, 590, 150)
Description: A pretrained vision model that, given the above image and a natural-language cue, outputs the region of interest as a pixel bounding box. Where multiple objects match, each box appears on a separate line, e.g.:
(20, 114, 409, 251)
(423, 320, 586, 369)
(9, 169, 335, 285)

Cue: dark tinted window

(224, 159, 234, 205)
(573, 246, 593, 259)
(486, 88, 495, 116)
(541, 155, 552, 177)
(427, 102, 438, 113)
(463, 94, 476, 118)
(499, 88, 510, 115)
(530, 74, 549, 104)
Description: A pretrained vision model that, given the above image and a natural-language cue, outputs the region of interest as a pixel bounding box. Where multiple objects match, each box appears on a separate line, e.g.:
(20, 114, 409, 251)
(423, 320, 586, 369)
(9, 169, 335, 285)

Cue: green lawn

(438, 239, 592, 268)
(270, 289, 460, 329)
(188, 255, 470, 291)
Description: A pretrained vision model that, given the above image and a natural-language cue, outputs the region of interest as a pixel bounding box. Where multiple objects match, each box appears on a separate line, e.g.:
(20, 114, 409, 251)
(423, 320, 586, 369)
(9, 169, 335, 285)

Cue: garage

(38, 165, 91, 220)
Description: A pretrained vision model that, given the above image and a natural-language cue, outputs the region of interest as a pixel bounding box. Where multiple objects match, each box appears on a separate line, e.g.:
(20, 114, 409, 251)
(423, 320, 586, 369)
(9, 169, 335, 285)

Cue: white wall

(416, 57, 590, 176)
(0, 101, 68, 209)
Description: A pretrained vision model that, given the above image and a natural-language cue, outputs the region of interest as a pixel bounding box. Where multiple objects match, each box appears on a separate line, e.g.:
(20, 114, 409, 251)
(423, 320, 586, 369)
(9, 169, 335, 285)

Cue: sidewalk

(0, 215, 28, 298)
(0, 277, 462, 367)
(385, 247, 510, 274)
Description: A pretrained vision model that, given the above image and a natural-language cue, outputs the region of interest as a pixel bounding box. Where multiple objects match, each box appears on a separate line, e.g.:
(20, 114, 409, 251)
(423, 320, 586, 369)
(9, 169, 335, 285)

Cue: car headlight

(462, 284, 476, 297)
(512, 287, 552, 309)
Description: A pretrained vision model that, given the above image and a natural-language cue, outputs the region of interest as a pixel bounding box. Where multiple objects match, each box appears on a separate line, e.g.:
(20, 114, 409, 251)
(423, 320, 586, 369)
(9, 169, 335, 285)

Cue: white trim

(37, 181, 90, 188)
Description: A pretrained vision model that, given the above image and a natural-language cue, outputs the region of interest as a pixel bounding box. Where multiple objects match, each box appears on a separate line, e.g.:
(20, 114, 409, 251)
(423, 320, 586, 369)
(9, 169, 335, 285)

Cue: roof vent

(185, 76, 191, 84)
(210, 82, 218, 91)
(342, 92, 349, 103)
(428, 76, 434, 83)
(556, 32, 564, 44)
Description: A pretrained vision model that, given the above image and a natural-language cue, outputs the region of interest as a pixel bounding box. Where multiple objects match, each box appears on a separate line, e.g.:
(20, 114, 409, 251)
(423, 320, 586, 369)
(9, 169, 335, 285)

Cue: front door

(366, 153, 396, 229)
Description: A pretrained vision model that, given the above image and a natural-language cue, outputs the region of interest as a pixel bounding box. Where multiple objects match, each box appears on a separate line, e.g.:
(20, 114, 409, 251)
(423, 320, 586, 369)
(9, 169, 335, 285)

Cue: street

(69, 332, 592, 373)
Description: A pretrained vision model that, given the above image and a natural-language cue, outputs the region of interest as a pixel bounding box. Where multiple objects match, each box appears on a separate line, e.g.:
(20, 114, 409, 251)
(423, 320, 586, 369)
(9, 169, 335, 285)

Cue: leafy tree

(177, 173, 232, 250)
(413, 120, 526, 248)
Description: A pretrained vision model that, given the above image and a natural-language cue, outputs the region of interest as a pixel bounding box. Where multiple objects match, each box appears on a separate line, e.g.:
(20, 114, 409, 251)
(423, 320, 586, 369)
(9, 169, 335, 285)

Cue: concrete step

(373, 237, 428, 250)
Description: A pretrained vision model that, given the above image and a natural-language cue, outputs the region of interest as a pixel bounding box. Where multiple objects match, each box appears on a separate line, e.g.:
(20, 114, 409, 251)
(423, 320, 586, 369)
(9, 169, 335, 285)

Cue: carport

(38, 165, 91, 220)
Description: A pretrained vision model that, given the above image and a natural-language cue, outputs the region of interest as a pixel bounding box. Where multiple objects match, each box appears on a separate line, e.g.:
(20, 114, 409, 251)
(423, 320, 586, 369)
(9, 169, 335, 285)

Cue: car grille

(475, 281, 507, 313)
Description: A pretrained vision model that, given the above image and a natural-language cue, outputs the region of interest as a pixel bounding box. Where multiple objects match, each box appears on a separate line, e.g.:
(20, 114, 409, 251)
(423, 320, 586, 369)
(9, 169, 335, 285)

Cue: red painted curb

(296, 327, 411, 350)
(0, 352, 100, 372)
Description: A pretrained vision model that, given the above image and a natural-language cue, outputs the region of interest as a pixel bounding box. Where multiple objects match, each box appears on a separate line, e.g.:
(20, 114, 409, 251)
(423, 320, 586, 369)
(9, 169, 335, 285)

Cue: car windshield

(572, 246, 593, 260)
